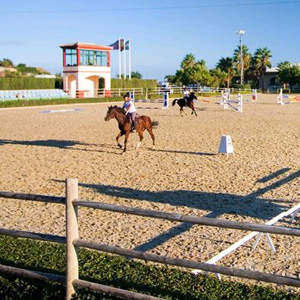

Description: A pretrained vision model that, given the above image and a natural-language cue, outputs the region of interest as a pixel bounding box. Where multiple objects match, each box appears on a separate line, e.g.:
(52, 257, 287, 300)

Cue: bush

(231, 84, 252, 90)
(0, 96, 124, 108)
(111, 79, 157, 89)
(0, 235, 299, 300)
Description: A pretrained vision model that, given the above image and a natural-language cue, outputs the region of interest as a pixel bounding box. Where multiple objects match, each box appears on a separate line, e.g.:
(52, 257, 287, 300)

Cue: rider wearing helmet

(123, 92, 137, 132)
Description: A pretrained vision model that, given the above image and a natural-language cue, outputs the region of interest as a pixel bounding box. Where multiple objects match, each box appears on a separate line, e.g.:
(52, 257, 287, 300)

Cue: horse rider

(183, 87, 190, 103)
(123, 92, 137, 132)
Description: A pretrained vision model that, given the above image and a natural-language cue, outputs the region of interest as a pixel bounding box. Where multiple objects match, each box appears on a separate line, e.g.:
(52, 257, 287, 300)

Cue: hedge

(0, 78, 55, 90)
(111, 79, 157, 89)
(0, 96, 124, 108)
(0, 235, 299, 300)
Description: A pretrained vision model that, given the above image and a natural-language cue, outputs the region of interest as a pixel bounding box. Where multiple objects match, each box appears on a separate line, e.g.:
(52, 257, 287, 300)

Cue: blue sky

(1, 0, 299, 80)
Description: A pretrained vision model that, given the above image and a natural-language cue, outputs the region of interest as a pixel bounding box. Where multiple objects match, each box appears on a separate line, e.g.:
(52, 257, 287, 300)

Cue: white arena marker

(218, 135, 234, 156)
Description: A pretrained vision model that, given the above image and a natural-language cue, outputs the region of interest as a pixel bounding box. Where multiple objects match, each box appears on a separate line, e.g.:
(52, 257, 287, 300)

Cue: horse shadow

(0, 139, 89, 149)
(75, 168, 299, 252)
(0, 139, 121, 154)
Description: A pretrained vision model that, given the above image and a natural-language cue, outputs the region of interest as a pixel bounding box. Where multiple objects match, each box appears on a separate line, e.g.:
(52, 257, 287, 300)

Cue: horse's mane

(109, 105, 126, 114)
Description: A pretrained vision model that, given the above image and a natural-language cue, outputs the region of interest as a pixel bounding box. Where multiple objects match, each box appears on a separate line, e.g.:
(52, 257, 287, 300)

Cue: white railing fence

(0, 178, 299, 300)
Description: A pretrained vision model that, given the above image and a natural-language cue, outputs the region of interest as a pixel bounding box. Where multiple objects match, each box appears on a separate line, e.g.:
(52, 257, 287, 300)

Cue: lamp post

(236, 30, 245, 85)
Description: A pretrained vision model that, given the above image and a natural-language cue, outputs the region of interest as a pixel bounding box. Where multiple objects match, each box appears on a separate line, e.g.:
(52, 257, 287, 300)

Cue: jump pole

(192, 202, 300, 278)
(223, 93, 243, 113)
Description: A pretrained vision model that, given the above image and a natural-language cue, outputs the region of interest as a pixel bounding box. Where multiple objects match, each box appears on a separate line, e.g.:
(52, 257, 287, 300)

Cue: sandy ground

(0, 94, 299, 289)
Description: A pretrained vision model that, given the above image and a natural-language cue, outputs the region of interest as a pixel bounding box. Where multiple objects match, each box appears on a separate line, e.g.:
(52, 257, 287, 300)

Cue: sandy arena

(0, 94, 299, 287)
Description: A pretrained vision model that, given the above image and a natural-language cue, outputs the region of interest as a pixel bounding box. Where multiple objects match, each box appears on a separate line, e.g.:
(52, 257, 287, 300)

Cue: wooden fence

(0, 178, 299, 300)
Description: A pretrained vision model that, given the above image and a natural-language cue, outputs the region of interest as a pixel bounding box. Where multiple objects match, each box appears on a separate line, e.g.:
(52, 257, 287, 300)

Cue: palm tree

(252, 48, 272, 91)
(216, 57, 236, 88)
(180, 54, 196, 70)
(233, 45, 251, 82)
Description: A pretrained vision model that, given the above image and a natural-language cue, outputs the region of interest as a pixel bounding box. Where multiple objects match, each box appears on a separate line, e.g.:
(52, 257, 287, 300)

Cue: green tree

(0, 58, 14, 68)
(288, 65, 300, 88)
(180, 53, 197, 70)
(216, 57, 236, 88)
(131, 71, 142, 79)
(166, 54, 212, 86)
(210, 68, 227, 87)
(252, 47, 272, 91)
(277, 61, 291, 88)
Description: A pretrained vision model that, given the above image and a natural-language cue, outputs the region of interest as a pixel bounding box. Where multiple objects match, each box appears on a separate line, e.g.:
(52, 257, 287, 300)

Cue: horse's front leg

(116, 132, 124, 148)
(191, 105, 197, 116)
(180, 107, 186, 116)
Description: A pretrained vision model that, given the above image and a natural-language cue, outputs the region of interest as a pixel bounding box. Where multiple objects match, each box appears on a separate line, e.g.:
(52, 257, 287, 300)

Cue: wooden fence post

(66, 178, 79, 300)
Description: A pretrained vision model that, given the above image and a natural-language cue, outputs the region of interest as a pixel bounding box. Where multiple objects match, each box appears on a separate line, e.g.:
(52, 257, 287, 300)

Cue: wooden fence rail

(0, 178, 299, 300)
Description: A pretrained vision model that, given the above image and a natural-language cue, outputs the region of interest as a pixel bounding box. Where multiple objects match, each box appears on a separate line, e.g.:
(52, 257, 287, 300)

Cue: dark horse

(104, 106, 158, 153)
(172, 92, 198, 116)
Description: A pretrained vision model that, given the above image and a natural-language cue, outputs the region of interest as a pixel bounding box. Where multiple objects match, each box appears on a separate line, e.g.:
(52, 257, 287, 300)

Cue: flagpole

(118, 37, 121, 79)
(123, 38, 126, 79)
(129, 39, 131, 80)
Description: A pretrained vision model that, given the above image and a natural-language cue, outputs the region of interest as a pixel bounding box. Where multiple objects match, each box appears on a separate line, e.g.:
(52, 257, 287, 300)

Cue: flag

(109, 39, 125, 51)
(125, 40, 130, 50)
(109, 40, 119, 50)
(120, 39, 125, 51)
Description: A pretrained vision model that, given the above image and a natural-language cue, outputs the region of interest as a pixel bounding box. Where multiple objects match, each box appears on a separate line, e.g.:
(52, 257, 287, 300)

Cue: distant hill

(0, 58, 51, 77)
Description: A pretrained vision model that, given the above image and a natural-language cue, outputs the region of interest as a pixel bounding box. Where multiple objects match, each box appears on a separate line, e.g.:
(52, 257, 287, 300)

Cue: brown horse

(104, 106, 158, 153)
(172, 92, 198, 116)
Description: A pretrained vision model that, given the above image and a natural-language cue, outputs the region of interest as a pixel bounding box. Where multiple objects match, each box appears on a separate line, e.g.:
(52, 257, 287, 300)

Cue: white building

(60, 42, 112, 98)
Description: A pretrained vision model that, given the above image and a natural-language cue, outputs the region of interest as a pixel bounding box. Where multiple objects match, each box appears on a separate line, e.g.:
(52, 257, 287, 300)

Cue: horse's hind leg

(136, 130, 144, 150)
(122, 131, 130, 153)
(147, 127, 155, 149)
(116, 132, 124, 148)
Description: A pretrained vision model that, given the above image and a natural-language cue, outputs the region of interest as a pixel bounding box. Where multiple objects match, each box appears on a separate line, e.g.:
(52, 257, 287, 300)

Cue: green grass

(0, 235, 299, 300)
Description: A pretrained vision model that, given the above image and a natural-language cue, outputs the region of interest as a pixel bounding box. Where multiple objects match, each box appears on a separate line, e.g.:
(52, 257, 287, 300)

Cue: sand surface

(0, 94, 299, 288)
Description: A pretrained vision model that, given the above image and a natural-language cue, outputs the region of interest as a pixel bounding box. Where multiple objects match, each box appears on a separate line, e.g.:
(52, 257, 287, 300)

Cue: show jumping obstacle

(277, 88, 300, 105)
(221, 89, 243, 113)
(134, 92, 169, 109)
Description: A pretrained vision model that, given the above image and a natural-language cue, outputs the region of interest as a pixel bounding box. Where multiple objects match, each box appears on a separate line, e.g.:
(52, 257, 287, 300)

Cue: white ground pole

(192, 202, 300, 278)
(277, 88, 283, 105)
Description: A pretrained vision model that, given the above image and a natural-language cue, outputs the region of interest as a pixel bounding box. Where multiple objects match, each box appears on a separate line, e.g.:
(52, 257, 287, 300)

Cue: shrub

(111, 79, 157, 89)
(0, 78, 55, 90)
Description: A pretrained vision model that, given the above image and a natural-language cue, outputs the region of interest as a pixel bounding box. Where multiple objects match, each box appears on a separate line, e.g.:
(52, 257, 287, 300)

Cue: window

(96, 51, 108, 66)
(80, 50, 108, 66)
(65, 49, 77, 66)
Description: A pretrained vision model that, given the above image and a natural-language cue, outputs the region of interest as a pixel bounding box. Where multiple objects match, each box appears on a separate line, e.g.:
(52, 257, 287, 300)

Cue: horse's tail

(152, 120, 159, 128)
(172, 99, 177, 106)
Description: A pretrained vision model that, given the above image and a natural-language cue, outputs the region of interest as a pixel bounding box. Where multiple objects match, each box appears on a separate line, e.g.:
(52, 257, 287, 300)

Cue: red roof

(60, 42, 112, 51)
